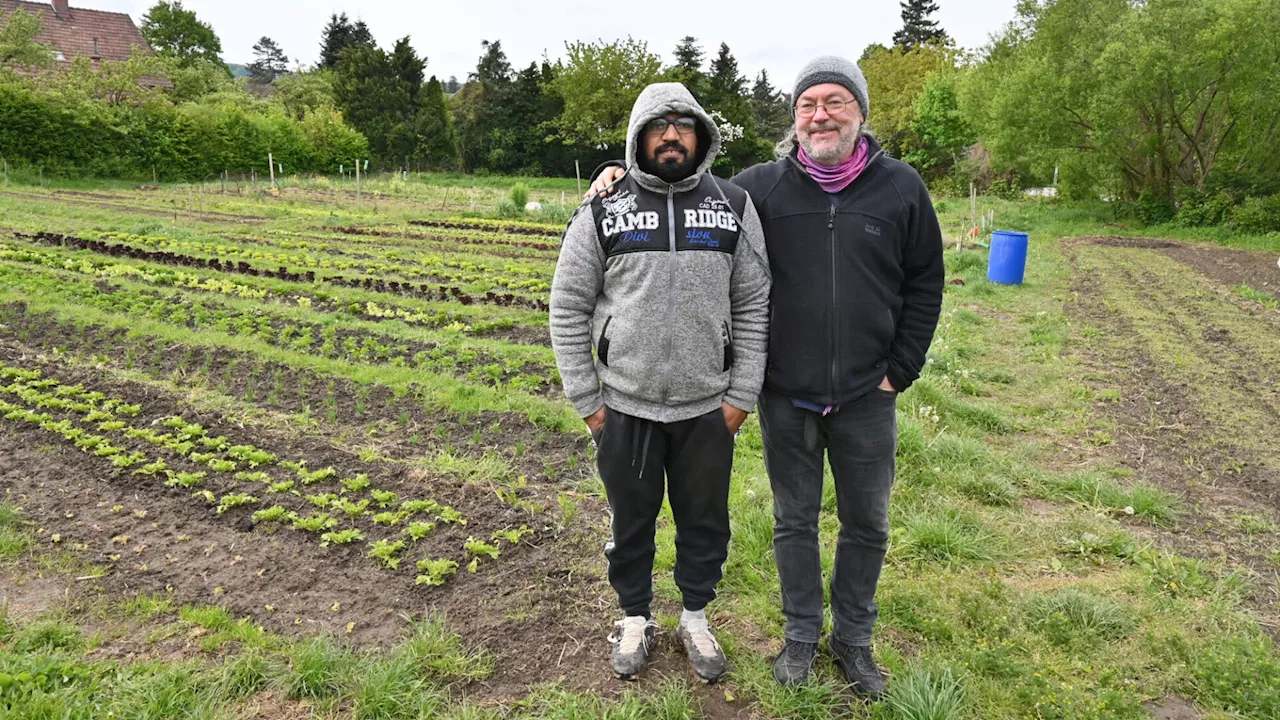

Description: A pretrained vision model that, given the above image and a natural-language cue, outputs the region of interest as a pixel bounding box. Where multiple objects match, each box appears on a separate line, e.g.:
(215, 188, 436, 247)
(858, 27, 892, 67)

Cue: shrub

(1228, 193, 1280, 234)
(507, 183, 529, 209)
(1131, 191, 1175, 225)
(986, 176, 1023, 200)
(1175, 190, 1235, 227)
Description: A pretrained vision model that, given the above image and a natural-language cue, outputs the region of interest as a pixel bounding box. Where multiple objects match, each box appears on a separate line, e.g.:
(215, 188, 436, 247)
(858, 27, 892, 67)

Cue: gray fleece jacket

(550, 82, 772, 423)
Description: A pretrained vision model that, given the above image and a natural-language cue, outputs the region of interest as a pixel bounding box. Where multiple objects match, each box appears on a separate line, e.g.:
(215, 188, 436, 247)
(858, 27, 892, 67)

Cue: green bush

(1131, 191, 1176, 225)
(986, 176, 1023, 200)
(1175, 190, 1235, 227)
(0, 77, 368, 180)
(508, 183, 530, 209)
(1228, 194, 1280, 234)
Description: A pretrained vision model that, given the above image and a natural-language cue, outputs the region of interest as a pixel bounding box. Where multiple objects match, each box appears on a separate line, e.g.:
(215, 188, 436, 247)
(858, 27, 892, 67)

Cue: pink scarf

(797, 137, 871, 193)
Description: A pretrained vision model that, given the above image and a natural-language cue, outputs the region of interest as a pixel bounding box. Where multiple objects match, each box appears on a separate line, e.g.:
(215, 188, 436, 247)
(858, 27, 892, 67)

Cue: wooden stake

(575, 160, 582, 196)
(355, 159, 362, 202)
(268, 152, 276, 188)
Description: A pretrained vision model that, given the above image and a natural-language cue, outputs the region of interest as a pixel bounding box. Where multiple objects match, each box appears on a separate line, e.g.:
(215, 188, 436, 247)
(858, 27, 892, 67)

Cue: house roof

(0, 0, 170, 87)
(0, 0, 151, 65)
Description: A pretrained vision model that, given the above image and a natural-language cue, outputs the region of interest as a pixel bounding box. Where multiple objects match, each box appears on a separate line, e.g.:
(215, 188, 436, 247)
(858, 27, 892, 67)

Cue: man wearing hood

(550, 82, 771, 683)
(590, 58, 945, 698)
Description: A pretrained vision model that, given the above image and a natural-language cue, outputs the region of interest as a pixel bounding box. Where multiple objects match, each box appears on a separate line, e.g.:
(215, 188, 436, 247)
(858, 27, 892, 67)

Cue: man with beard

(589, 58, 945, 697)
(550, 82, 771, 683)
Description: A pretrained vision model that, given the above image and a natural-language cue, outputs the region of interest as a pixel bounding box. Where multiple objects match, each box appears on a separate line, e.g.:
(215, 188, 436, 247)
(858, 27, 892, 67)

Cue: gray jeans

(758, 387, 897, 646)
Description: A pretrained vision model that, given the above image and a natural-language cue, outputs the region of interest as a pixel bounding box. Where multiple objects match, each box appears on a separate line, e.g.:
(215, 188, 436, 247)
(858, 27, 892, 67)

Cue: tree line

(2, 0, 1278, 233)
(876, 0, 1280, 230)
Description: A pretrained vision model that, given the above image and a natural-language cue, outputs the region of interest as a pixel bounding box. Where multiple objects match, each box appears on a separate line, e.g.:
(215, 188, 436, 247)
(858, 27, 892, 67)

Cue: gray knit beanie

(791, 56, 869, 119)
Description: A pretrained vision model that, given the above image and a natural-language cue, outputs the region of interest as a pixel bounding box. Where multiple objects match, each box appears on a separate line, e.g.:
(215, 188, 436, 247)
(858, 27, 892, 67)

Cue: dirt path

(1065, 236, 1280, 632)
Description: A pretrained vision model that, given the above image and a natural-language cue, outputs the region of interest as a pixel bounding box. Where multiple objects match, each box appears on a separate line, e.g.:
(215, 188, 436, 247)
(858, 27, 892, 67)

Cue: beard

(639, 141, 699, 182)
(799, 119, 861, 165)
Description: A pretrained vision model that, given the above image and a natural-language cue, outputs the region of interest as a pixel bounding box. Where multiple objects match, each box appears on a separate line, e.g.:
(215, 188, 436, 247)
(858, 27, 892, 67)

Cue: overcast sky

(88, 0, 1020, 85)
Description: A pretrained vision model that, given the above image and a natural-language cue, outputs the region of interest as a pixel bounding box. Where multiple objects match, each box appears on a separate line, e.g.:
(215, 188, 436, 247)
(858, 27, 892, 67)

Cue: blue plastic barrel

(987, 230, 1029, 285)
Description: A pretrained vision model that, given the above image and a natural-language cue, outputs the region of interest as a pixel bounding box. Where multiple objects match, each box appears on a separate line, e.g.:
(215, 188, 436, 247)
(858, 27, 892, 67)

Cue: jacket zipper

(829, 204, 838, 402)
(660, 185, 677, 421)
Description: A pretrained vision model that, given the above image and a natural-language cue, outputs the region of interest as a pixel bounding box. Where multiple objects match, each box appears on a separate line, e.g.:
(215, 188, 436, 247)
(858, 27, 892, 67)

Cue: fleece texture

(550, 82, 772, 422)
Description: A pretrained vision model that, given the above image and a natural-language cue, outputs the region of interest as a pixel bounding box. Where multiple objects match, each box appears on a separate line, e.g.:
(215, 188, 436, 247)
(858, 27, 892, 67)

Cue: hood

(624, 82, 721, 193)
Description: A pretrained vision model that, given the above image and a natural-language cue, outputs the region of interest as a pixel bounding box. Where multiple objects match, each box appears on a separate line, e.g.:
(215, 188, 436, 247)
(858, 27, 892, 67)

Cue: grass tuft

(884, 665, 967, 720)
(1028, 588, 1134, 646)
(286, 634, 352, 700)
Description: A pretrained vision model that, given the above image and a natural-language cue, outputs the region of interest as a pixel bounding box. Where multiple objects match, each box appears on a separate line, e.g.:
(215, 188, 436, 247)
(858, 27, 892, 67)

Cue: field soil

(1065, 236, 1280, 631)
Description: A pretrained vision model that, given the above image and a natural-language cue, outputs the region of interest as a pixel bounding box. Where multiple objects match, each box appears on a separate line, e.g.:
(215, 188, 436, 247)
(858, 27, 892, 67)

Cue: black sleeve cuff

(589, 160, 625, 183)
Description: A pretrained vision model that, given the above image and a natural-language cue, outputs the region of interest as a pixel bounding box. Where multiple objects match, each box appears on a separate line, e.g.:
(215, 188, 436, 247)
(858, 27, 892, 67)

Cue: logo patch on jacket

(593, 176, 747, 256)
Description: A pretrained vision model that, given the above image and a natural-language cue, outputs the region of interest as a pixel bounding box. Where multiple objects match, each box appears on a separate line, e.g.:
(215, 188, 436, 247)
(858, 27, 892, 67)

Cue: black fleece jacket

(592, 136, 944, 406)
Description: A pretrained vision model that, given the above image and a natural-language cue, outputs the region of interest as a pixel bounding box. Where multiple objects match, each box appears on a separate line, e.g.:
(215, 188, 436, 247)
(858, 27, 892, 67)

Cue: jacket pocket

(597, 316, 613, 367)
(722, 321, 734, 372)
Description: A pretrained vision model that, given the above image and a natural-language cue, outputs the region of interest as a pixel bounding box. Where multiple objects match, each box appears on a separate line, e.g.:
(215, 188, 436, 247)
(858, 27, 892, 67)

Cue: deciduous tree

(140, 1, 224, 69)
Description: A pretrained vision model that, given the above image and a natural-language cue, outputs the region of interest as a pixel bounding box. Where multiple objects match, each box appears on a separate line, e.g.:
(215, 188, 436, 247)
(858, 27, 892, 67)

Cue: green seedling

(297, 466, 337, 485)
(436, 506, 466, 525)
(267, 480, 296, 494)
(252, 505, 290, 523)
(372, 511, 409, 526)
(400, 499, 442, 515)
(403, 521, 437, 541)
(371, 489, 398, 508)
(341, 474, 371, 493)
(227, 445, 277, 467)
(492, 525, 533, 544)
(332, 498, 370, 518)
(216, 493, 258, 514)
(133, 460, 168, 476)
(306, 493, 337, 508)
(367, 539, 407, 569)
(292, 513, 338, 532)
(464, 537, 500, 561)
(415, 558, 458, 586)
(320, 528, 364, 547)
(166, 471, 206, 488)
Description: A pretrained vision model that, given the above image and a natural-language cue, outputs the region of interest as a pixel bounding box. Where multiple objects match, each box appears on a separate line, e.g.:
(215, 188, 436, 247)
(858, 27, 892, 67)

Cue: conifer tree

(247, 36, 289, 84)
(893, 0, 950, 50)
(668, 36, 707, 101)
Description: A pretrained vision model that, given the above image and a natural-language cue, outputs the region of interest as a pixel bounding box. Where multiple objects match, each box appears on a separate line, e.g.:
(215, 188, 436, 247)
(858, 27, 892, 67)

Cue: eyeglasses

(644, 116, 698, 135)
(795, 98, 856, 118)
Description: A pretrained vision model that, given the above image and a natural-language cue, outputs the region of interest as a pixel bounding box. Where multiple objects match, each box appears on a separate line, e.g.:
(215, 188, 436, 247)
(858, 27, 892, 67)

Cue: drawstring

(630, 418, 654, 479)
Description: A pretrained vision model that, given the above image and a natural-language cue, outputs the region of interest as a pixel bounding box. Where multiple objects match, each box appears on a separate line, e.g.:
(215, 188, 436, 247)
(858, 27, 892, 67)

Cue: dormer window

(91, 38, 101, 59)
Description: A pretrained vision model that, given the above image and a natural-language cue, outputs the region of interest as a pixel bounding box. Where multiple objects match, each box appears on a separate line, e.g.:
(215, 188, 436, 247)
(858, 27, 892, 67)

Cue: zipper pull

(828, 206, 835, 230)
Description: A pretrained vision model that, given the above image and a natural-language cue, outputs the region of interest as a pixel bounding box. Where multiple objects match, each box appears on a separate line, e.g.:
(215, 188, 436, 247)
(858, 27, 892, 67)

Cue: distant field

(0, 180, 1276, 719)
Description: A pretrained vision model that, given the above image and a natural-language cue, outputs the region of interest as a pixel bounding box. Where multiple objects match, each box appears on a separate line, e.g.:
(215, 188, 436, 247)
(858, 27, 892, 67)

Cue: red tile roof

(0, 0, 152, 65)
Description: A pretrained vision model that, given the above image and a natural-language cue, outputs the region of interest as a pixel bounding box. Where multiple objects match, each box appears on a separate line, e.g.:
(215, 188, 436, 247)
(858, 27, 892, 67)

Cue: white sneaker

(608, 615, 657, 680)
(676, 616, 727, 683)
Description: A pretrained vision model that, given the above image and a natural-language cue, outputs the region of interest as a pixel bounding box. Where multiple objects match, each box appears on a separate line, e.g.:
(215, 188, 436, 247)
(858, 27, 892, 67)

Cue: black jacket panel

(733, 138, 944, 405)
